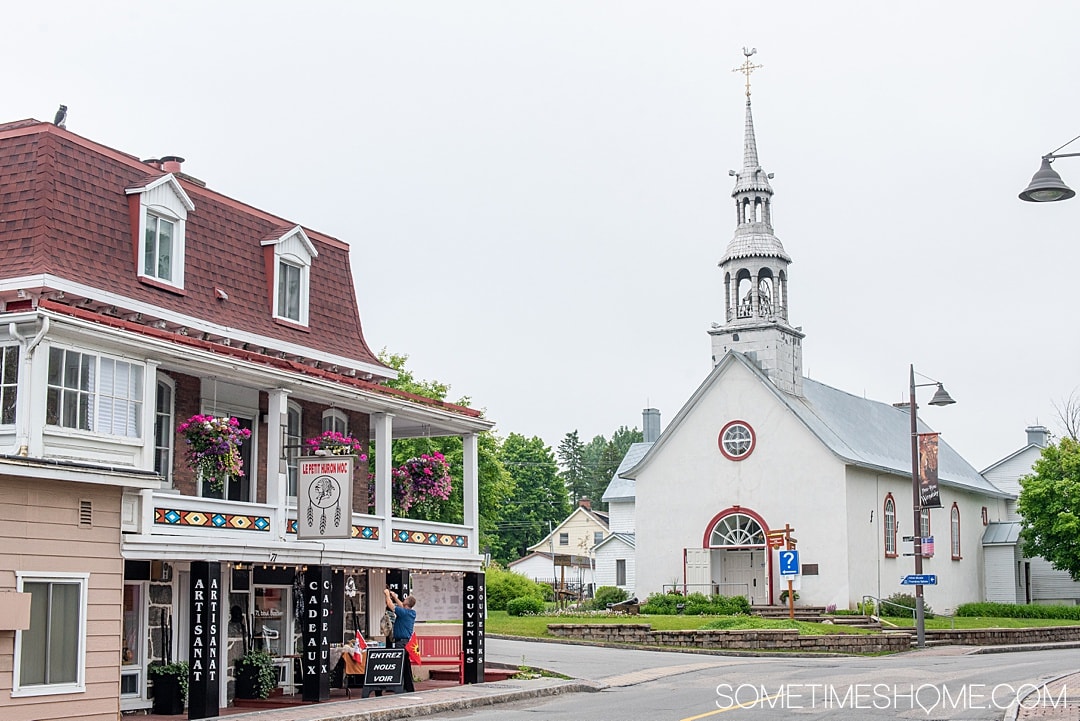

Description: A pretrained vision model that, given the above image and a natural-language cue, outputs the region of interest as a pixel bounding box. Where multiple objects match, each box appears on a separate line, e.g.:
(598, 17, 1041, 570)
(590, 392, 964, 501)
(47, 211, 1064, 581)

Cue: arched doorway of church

(688, 508, 772, 605)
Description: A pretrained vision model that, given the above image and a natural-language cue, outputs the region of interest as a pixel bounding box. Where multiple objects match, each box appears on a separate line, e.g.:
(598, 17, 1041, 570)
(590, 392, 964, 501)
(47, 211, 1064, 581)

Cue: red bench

(417, 635, 464, 684)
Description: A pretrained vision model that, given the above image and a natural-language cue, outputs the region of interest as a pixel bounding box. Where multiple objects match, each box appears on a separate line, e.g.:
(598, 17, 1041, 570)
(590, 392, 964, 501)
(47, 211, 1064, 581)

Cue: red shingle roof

(0, 119, 385, 372)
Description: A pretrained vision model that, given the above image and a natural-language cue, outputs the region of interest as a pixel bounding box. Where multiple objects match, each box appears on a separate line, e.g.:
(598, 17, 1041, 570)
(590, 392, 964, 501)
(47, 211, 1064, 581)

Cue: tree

(1053, 389, 1080, 441)
(375, 350, 512, 552)
(557, 430, 589, 503)
(494, 434, 571, 562)
(1017, 437, 1080, 580)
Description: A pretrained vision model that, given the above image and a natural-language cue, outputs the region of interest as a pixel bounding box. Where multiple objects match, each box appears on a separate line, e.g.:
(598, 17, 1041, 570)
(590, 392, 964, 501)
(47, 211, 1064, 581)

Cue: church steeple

(709, 49, 804, 395)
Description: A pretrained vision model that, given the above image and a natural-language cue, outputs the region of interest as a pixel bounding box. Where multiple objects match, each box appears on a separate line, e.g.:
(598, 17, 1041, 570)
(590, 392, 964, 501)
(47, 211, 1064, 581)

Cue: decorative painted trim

(392, 528, 468, 548)
(155, 507, 270, 532)
(285, 518, 379, 540)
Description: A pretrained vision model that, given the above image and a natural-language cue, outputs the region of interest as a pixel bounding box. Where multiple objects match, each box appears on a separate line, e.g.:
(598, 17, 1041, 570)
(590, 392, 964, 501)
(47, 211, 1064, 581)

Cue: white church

(598, 62, 1031, 614)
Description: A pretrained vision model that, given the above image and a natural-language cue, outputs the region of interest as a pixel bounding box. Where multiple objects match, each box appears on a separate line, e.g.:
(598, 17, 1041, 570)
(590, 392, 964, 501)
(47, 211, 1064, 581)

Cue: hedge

(955, 602, 1080, 620)
(640, 592, 751, 616)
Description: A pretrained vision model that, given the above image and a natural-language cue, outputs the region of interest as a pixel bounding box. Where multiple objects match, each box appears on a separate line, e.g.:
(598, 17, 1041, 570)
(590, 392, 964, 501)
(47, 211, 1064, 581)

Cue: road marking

(679, 691, 785, 721)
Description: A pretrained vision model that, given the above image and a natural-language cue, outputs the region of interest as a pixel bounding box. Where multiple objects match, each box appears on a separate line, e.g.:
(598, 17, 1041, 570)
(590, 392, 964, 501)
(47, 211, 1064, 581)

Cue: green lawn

(487, 610, 1080, 640)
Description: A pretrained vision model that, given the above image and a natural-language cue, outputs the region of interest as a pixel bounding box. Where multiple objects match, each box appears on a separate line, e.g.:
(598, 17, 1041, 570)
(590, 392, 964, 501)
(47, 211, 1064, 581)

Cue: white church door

(704, 509, 771, 605)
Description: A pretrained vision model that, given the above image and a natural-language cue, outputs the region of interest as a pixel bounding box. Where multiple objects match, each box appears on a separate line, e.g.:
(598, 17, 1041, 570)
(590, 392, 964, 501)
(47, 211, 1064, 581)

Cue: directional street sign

(901, 574, 937, 585)
(778, 549, 800, 576)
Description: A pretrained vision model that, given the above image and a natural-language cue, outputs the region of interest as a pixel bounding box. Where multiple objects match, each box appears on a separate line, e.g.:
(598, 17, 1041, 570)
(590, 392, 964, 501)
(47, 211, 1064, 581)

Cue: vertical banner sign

(918, 432, 942, 509)
(302, 566, 332, 702)
(462, 571, 485, 684)
(297, 456, 353, 539)
(387, 569, 409, 599)
(188, 561, 220, 719)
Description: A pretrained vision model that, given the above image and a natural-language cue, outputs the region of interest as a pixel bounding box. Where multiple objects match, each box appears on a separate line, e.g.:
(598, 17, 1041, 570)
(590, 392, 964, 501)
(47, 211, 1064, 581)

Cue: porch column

(462, 433, 479, 553)
(266, 389, 289, 520)
(141, 360, 160, 471)
(373, 413, 393, 548)
(302, 566, 332, 702)
(188, 561, 221, 719)
(462, 571, 486, 684)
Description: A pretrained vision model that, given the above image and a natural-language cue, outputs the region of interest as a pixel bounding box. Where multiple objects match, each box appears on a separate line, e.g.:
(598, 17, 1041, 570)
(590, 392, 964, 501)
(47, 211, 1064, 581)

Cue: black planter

(235, 665, 267, 699)
(151, 674, 185, 715)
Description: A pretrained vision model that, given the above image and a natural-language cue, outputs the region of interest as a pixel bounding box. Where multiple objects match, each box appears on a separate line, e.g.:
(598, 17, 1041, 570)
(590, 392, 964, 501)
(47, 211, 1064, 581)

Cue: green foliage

(779, 589, 799, 603)
(494, 433, 571, 562)
(883, 592, 934, 618)
(581, 427, 643, 511)
(1018, 438, 1080, 580)
(148, 661, 189, 703)
(486, 563, 548, 611)
(955, 602, 1080, 620)
(557, 431, 589, 503)
(235, 650, 277, 699)
(592, 585, 630, 610)
(506, 596, 546, 616)
(640, 592, 751, 616)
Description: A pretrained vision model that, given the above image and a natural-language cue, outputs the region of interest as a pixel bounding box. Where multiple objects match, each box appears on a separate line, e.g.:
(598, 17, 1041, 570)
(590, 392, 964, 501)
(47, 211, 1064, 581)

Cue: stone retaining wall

(923, 626, 1080, 645)
(546, 624, 912, 653)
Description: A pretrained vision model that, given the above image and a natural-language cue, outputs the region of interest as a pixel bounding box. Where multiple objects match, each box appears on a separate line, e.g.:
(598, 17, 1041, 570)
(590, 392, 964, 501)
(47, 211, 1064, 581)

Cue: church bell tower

(709, 49, 804, 395)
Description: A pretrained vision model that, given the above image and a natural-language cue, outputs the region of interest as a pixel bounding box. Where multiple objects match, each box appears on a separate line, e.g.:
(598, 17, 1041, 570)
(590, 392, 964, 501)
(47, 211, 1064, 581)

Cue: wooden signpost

(768, 524, 798, 619)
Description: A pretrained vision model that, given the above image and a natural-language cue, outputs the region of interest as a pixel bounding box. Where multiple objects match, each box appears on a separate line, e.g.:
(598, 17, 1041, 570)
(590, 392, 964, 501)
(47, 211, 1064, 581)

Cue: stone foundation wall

(923, 626, 1080, 645)
(546, 624, 912, 653)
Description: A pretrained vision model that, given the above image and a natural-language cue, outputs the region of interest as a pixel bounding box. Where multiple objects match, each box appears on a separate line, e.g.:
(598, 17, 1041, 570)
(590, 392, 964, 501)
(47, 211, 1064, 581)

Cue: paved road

(418, 638, 1080, 721)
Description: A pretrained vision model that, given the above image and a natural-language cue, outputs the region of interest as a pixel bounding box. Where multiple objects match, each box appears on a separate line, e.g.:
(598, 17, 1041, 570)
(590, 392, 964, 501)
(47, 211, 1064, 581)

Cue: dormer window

(263, 226, 317, 327)
(126, 174, 194, 291)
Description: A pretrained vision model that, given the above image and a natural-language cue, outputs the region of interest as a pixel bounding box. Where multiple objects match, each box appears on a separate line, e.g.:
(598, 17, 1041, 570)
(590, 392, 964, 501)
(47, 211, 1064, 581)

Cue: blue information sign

(778, 549, 800, 576)
(901, 574, 937, 585)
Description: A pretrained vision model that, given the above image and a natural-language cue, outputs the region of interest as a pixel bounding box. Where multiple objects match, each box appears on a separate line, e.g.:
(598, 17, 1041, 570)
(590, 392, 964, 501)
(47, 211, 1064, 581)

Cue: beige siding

(0, 475, 124, 721)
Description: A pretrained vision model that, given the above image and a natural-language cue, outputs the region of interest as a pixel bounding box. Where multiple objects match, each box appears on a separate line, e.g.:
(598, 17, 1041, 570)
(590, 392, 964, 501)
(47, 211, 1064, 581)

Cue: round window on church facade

(719, 420, 756, 460)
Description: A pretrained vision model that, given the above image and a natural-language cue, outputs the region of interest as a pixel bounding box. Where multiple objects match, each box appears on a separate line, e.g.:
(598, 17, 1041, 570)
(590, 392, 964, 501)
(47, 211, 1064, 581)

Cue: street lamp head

(1019, 157, 1076, 202)
(928, 383, 956, 407)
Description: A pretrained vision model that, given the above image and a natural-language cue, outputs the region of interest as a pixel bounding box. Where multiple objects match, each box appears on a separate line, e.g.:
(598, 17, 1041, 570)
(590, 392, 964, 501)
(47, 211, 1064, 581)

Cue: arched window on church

(950, 503, 961, 560)
(736, 270, 753, 319)
(758, 271, 774, 317)
(883, 495, 897, 557)
(708, 512, 766, 548)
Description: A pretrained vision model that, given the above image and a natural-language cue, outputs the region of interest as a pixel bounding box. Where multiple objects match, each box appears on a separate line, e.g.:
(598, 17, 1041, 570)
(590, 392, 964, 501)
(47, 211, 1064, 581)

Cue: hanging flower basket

(177, 415, 251, 493)
(391, 452, 453, 517)
(305, 430, 368, 458)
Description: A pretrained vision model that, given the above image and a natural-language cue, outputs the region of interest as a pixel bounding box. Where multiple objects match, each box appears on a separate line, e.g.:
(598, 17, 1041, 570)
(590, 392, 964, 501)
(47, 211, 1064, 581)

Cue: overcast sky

(5, 2, 1080, 470)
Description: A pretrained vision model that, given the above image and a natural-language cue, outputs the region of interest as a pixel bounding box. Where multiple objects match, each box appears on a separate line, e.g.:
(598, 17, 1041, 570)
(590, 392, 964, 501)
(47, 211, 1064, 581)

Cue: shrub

(593, 585, 629, 610)
(506, 596, 546, 616)
(883, 592, 934, 619)
(779, 590, 799, 603)
(486, 563, 548, 611)
(955, 602, 1080, 620)
(640, 591, 750, 616)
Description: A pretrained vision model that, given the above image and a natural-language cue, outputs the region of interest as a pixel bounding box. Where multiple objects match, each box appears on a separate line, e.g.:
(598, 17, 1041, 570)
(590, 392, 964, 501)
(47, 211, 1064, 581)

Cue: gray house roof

(601, 442, 652, 502)
(595, 532, 635, 551)
(982, 521, 1021, 546)
(624, 352, 1011, 500)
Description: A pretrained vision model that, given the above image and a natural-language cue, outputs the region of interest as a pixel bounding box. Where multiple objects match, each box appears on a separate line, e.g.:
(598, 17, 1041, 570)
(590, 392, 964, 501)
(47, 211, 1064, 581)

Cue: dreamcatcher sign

(297, 456, 354, 539)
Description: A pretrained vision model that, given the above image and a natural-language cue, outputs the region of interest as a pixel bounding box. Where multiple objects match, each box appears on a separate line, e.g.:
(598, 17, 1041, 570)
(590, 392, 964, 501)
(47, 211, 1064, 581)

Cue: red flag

(406, 633, 422, 666)
(352, 630, 367, 662)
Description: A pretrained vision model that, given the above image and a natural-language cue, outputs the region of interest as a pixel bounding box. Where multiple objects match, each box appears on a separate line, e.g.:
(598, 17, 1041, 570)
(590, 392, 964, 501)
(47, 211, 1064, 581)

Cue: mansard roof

(0, 119, 384, 375)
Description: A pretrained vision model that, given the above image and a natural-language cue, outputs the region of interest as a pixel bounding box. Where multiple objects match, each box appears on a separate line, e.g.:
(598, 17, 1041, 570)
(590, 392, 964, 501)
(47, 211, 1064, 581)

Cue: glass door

(120, 583, 147, 707)
(254, 586, 293, 691)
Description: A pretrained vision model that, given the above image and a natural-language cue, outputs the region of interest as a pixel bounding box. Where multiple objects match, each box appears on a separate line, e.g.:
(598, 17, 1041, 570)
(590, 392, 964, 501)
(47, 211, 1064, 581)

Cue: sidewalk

(1011, 671, 1080, 721)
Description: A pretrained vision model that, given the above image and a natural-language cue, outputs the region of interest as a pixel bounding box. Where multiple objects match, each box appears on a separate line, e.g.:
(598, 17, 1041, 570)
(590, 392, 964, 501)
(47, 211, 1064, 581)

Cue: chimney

(161, 155, 185, 174)
(1026, 425, 1051, 448)
(643, 408, 661, 443)
(142, 158, 162, 170)
(578, 498, 591, 510)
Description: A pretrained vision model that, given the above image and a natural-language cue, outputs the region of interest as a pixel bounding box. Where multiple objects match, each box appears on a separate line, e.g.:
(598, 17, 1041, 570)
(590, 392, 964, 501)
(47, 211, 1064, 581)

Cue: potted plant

(177, 415, 252, 493)
(234, 649, 277, 700)
(390, 452, 453, 517)
(149, 661, 188, 715)
(305, 430, 368, 457)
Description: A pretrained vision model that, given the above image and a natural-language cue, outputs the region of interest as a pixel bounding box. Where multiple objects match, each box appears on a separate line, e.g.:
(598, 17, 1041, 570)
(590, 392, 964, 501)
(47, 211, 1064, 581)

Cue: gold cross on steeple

(733, 47, 762, 98)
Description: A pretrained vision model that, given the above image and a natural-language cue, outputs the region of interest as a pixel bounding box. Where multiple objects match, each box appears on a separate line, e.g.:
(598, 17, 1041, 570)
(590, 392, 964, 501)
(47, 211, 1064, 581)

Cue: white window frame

(950, 503, 961, 560)
(13, 571, 89, 697)
(127, 174, 194, 291)
(154, 376, 176, 484)
(264, 226, 317, 327)
(1, 343, 19, 425)
(593, 530, 604, 547)
(322, 408, 348, 434)
(615, 559, 626, 587)
(286, 402, 302, 498)
(558, 532, 569, 546)
(883, 495, 897, 557)
(46, 346, 145, 438)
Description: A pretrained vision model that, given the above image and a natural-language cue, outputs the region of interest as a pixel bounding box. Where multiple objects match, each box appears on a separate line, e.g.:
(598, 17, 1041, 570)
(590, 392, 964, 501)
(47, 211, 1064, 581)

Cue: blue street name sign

(901, 574, 937, 585)
(778, 549, 800, 576)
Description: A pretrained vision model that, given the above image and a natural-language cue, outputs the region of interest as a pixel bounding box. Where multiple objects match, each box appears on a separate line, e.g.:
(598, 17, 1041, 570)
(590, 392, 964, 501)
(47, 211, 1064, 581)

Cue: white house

(603, 73, 1012, 612)
(507, 500, 609, 591)
(981, 425, 1080, 604)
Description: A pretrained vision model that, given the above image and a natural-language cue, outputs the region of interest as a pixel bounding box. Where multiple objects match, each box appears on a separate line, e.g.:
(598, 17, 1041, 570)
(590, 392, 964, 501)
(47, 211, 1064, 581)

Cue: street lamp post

(908, 364, 956, 648)
(1019, 135, 1080, 202)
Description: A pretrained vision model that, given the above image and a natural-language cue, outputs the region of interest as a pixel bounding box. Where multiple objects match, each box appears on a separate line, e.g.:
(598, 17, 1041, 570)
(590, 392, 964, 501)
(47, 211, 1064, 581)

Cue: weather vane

(733, 47, 762, 98)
